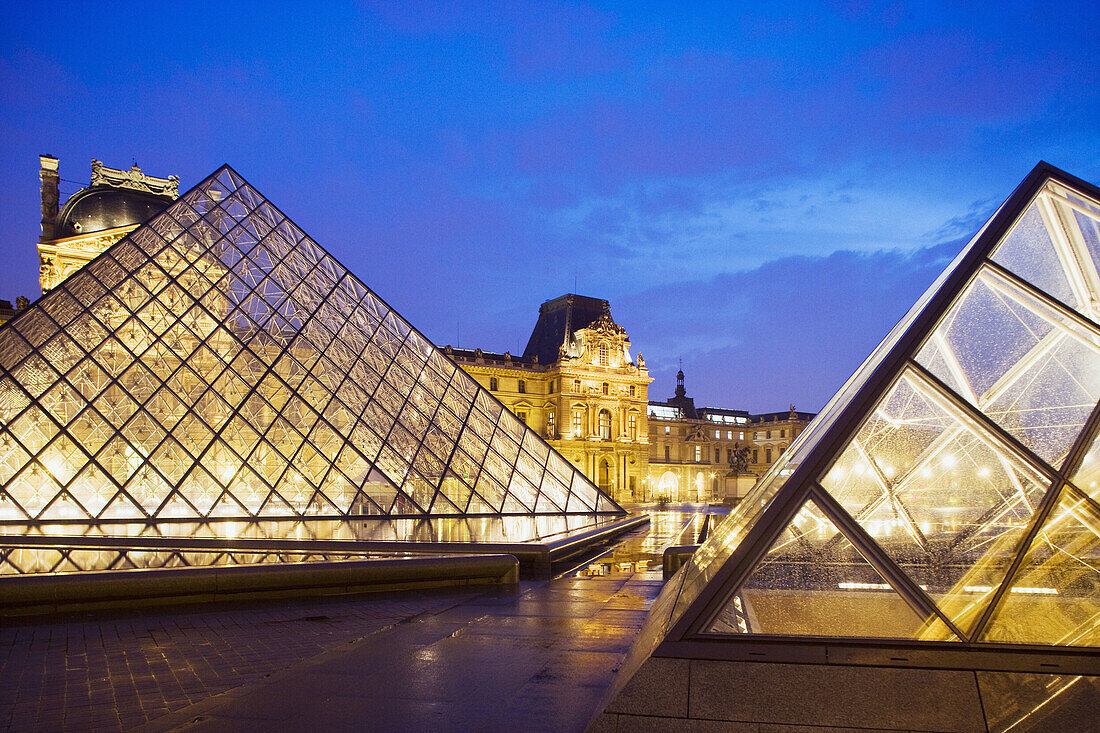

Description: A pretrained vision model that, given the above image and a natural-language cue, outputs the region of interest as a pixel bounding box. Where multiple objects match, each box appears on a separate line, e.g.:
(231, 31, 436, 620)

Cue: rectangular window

(602, 382, 609, 395)
(664, 446, 670, 460)
(628, 413, 637, 439)
(714, 430, 720, 439)
(726, 448, 732, 462)
(489, 377, 498, 391)
(629, 385, 635, 397)
(726, 431, 732, 440)
(574, 379, 581, 392)
(766, 448, 772, 463)
(572, 409, 583, 435)
(766, 430, 772, 439)
(694, 445, 702, 461)
(599, 345, 609, 366)
(517, 411, 527, 425)
(753, 432, 758, 440)
(548, 410, 555, 434)
(549, 380, 554, 393)
(518, 379, 526, 394)
(714, 448, 720, 463)
(780, 429, 785, 438)
(664, 426, 670, 435)
(739, 431, 744, 440)
(753, 449, 758, 463)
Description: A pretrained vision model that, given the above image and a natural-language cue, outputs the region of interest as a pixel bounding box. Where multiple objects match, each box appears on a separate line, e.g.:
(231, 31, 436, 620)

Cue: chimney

(39, 155, 60, 241)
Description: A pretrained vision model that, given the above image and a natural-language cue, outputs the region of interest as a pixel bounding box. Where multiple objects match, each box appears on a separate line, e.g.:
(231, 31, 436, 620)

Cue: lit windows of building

(628, 413, 637, 440)
(599, 410, 612, 440)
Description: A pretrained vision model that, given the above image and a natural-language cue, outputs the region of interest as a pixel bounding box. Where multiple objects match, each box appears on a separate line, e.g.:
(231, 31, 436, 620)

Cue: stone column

(39, 155, 60, 241)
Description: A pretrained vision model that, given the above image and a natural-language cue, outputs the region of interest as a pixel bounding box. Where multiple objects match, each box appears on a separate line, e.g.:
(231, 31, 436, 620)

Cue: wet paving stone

(1, 509, 708, 732)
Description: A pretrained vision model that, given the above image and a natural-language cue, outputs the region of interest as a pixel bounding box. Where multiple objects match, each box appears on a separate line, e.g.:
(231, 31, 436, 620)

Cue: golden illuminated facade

(0, 165, 621, 523)
(450, 295, 651, 504)
(646, 370, 813, 503)
(36, 156, 180, 293)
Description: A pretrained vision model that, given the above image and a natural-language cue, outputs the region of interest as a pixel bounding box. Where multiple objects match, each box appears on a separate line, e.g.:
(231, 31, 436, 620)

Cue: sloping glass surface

(1069, 430, 1100, 505)
(979, 488, 1100, 646)
(705, 497, 955, 639)
(0, 166, 620, 521)
(628, 166, 1100, 660)
(916, 266, 1100, 467)
(991, 182, 1100, 325)
(821, 367, 1050, 631)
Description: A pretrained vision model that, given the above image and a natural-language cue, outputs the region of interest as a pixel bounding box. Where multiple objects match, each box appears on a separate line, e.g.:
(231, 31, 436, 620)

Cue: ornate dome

(55, 185, 173, 238)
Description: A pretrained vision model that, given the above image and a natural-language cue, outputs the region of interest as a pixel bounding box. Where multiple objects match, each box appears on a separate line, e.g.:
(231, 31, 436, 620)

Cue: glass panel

(0, 165, 618, 524)
(979, 488, 1100, 646)
(671, 463, 796, 624)
(706, 498, 954, 640)
(822, 368, 1051, 632)
(917, 266, 1100, 466)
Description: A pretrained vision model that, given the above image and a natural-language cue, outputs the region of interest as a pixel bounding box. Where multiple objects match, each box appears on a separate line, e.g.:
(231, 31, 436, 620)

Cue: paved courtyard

(0, 509, 704, 732)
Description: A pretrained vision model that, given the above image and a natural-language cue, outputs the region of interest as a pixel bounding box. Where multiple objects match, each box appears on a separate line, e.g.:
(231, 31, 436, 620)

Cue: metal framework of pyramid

(0, 165, 622, 523)
(630, 163, 1100, 668)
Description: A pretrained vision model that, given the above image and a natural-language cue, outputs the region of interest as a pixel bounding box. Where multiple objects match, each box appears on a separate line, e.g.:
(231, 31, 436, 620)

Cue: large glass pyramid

(0, 166, 622, 522)
(631, 163, 1100, 663)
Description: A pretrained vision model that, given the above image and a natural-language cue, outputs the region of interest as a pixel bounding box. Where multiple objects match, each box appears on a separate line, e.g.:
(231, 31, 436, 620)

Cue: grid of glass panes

(0, 167, 619, 522)
(663, 175, 1100, 648)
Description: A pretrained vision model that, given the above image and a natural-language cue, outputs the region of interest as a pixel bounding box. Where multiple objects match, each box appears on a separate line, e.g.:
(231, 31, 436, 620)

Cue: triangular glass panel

(0, 165, 619, 521)
(38, 491, 93, 521)
(991, 181, 1100, 323)
(705, 497, 954, 639)
(99, 491, 146, 520)
(209, 491, 250, 518)
(979, 487, 1100, 646)
(916, 265, 1100, 466)
(821, 368, 1050, 631)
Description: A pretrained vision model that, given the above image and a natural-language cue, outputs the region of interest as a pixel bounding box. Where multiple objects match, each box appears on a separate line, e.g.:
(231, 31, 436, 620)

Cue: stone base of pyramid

(0, 553, 521, 617)
(591, 653, 1100, 732)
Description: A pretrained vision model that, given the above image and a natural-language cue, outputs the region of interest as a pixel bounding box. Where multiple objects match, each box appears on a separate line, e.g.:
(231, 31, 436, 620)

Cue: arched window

(658, 471, 677, 499)
(599, 409, 612, 440)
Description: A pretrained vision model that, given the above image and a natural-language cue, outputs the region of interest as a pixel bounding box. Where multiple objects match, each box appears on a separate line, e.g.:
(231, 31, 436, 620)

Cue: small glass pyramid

(0, 166, 623, 522)
(636, 163, 1100, 655)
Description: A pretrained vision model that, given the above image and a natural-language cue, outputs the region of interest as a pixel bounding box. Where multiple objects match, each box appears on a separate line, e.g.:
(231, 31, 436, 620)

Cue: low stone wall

(0, 554, 519, 617)
(590, 656, 1100, 732)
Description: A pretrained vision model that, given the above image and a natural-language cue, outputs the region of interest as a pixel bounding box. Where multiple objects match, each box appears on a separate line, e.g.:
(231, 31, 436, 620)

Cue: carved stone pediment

(91, 159, 179, 198)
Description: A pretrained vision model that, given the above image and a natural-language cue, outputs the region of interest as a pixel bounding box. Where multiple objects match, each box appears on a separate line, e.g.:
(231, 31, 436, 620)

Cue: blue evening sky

(1, 1, 1097, 412)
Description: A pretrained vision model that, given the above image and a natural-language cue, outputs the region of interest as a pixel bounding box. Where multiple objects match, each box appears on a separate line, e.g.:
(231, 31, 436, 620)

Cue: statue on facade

(728, 443, 751, 474)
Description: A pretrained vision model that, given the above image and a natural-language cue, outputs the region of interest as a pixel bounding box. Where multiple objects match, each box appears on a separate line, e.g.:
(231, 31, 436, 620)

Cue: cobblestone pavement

(0, 510, 705, 732)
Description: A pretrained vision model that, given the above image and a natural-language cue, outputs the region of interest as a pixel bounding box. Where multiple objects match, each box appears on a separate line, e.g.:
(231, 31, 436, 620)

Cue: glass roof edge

(674, 480, 816, 642)
(981, 258, 1100, 339)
